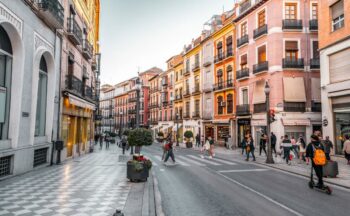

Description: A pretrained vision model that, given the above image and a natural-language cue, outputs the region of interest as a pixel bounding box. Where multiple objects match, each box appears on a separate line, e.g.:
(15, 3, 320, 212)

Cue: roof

(139, 67, 163, 76)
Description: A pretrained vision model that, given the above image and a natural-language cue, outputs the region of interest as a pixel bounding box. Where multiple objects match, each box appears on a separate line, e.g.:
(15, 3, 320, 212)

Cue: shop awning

(251, 119, 267, 126)
(283, 77, 306, 102)
(68, 93, 96, 110)
(282, 119, 311, 126)
(253, 80, 266, 104)
(311, 78, 321, 102)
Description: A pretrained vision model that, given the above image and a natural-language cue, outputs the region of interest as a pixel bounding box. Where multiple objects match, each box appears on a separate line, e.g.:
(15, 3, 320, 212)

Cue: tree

(128, 128, 153, 154)
(184, 130, 194, 148)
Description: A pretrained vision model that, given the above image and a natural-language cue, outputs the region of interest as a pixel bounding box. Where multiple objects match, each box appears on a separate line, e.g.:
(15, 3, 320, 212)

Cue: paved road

(143, 144, 350, 216)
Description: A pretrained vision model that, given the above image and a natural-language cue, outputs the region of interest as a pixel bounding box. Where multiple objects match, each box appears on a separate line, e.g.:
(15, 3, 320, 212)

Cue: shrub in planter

(128, 128, 153, 154)
(184, 130, 193, 148)
(123, 129, 130, 136)
(127, 154, 152, 182)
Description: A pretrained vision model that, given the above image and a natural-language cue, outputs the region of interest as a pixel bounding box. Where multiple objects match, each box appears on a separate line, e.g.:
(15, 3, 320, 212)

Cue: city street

(143, 144, 350, 216)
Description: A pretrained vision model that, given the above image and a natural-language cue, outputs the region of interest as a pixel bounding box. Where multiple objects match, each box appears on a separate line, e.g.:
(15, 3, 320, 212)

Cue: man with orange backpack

(306, 135, 326, 189)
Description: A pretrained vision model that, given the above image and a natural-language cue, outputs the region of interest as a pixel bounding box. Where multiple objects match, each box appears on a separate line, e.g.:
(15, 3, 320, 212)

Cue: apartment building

(149, 74, 161, 136)
(114, 81, 129, 135)
(319, 0, 350, 155)
(234, 0, 321, 147)
(100, 85, 115, 133)
(173, 55, 184, 142)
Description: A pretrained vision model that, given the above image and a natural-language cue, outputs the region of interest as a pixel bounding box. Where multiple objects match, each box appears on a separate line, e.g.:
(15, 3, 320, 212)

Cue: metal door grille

(33, 148, 48, 167)
(0, 155, 11, 177)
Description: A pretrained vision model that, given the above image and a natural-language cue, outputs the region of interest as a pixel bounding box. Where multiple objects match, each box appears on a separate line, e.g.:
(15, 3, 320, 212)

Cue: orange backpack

(313, 145, 326, 166)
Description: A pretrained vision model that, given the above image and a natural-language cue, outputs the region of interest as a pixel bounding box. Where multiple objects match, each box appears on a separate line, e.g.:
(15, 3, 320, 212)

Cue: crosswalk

(150, 154, 237, 167)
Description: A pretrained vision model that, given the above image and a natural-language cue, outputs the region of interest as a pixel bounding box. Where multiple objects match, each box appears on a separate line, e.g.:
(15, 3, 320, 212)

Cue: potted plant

(156, 131, 164, 143)
(127, 128, 153, 182)
(184, 130, 193, 148)
(123, 129, 130, 136)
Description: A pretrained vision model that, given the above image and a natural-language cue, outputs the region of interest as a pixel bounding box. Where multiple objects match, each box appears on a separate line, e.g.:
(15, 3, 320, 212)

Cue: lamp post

(119, 111, 123, 137)
(176, 113, 179, 146)
(265, 81, 274, 164)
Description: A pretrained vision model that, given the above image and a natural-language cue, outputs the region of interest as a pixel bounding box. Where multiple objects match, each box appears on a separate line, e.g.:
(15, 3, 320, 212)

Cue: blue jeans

(164, 149, 175, 162)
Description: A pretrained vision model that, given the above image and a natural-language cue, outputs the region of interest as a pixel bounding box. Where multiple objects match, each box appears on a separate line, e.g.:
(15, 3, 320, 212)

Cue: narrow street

(143, 144, 350, 216)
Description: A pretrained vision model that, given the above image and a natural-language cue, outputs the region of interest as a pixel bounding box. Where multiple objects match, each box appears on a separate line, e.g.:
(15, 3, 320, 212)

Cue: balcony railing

(203, 57, 212, 67)
(236, 68, 250, 80)
(214, 53, 224, 63)
(282, 58, 304, 69)
(309, 19, 318, 31)
(213, 80, 233, 91)
(67, 17, 82, 45)
(253, 24, 268, 39)
(174, 95, 183, 101)
(183, 113, 191, 119)
(192, 85, 201, 95)
(284, 102, 306, 112)
(183, 89, 191, 97)
(162, 80, 168, 86)
(310, 58, 320, 69)
(184, 68, 190, 76)
(239, 0, 251, 14)
(236, 104, 250, 116)
(192, 62, 200, 72)
(37, 0, 64, 29)
(128, 97, 137, 102)
(253, 61, 268, 74)
(192, 111, 200, 118)
(282, 19, 303, 30)
(311, 101, 321, 112)
(237, 35, 249, 48)
(254, 103, 267, 113)
(128, 109, 136, 114)
(226, 48, 233, 58)
(82, 39, 93, 60)
(65, 74, 82, 94)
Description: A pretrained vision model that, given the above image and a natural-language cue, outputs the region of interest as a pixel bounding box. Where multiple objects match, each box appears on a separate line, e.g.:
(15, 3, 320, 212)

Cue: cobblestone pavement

(0, 144, 131, 216)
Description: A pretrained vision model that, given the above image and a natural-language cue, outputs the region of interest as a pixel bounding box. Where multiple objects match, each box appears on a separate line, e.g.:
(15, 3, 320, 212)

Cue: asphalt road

(142, 144, 350, 216)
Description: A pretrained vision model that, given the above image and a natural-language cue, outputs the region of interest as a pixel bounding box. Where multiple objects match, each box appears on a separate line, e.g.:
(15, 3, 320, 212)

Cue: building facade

(234, 0, 321, 147)
(100, 85, 115, 133)
(319, 0, 350, 155)
(173, 55, 184, 142)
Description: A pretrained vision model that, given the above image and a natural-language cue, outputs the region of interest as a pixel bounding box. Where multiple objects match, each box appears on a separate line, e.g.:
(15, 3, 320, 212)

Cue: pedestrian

(99, 134, 103, 150)
(324, 136, 334, 161)
(164, 138, 176, 164)
(195, 133, 200, 148)
(241, 138, 246, 155)
(208, 136, 215, 158)
(271, 132, 277, 157)
(281, 135, 292, 165)
(343, 135, 350, 165)
(245, 135, 256, 161)
(94, 133, 99, 145)
(297, 136, 308, 164)
(259, 134, 267, 156)
(161, 138, 168, 160)
(306, 135, 326, 188)
(105, 134, 110, 150)
(121, 135, 127, 155)
(201, 138, 211, 158)
(201, 135, 205, 147)
(291, 136, 298, 157)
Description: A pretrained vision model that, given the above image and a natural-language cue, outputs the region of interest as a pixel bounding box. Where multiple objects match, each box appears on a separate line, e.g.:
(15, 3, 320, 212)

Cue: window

(258, 45, 266, 63)
(227, 66, 233, 83)
(195, 100, 200, 113)
(258, 10, 266, 27)
(217, 42, 223, 57)
(227, 94, 233, 114)
(217, 96, 224, 115)
(312, 41, 319, 59)
(331, 0, 344, 31)
(285, 41, 298, 60)
(35, 56, 48, 136)
(241, 22, 247, 36)
(311, 3, 318, 20)
(217, 69, 223, 84)
(195, 76, 200, 90)
(226, 36, 233, 53)
(186, 101, 190, 116)
(186, 59, 190, 72)
(285, 3, 297, 19)
(242, 89, 248, 104)
(195, 53, 199, 65)
(240, 54, 248, 69)
(175, 72, 178, 81)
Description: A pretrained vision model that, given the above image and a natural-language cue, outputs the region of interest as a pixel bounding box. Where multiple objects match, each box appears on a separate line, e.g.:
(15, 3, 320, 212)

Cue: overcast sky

(99, 0, 236, 85)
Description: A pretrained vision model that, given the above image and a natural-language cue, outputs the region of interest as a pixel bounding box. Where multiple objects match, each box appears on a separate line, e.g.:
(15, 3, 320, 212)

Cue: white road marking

(159, 169, 165, 172)
(154, 155, 189, 166)
(178, 156, 205, 166)
(153, 171, 165, 216)
(187, 155, 221, 166)
(217, 172, 304, 216)
(218, 169, 268, 173)
(210, 157, 237, 165)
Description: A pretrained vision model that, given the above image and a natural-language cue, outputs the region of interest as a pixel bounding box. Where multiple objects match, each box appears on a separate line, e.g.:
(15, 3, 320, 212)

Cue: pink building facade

(234, 0, 321, 146)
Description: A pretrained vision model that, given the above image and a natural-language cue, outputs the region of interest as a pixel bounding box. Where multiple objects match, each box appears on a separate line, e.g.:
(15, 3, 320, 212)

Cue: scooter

(308, 165, 332, 195)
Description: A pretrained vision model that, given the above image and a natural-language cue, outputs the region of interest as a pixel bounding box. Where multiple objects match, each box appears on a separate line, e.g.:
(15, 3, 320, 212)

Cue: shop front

(334, 109, 350, 155)
(204, 123, 214, 141)
(237, 118, 251, 147)
(62, 95, 95, 158)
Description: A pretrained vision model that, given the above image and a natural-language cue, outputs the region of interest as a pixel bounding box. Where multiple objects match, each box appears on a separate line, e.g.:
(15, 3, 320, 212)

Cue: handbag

(246, 145, 251, 152)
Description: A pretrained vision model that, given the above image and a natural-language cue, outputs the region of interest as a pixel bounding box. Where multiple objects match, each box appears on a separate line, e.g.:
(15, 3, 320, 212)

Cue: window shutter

(332, 0, 344, 19)
(241, 54, 248, 65)
(313, 41, 319, 59)
(285, 41, 298, 51)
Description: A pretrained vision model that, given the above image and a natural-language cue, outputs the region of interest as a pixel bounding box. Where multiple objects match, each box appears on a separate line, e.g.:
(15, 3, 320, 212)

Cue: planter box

(127, 161, 149, 182)
(186, 142, 193, 148)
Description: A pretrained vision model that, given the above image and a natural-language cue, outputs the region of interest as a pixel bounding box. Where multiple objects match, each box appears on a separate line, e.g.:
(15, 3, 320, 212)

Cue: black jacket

(306, 141, 324, 159)
(271, 134, 277, 146)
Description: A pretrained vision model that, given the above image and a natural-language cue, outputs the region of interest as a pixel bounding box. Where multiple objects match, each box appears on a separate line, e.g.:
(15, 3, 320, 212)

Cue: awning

(68, 93, 96, 110)
(251, 119, 267, 126)
(282, 119, 311, 126)
(212, 119, 230, 124)
(253, 80, 266, 104)
(283, 77, 306, 102)
(311, 78, 321, 102)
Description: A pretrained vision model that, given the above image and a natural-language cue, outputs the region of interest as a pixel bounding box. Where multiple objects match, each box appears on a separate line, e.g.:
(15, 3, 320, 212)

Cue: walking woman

(245, 135, 256, 161)
(208, 136, 215, 158)
(297, 136, 308, 164)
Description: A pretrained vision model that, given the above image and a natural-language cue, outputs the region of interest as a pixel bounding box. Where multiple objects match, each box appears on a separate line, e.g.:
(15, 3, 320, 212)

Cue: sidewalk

(177, 143, 350, 189)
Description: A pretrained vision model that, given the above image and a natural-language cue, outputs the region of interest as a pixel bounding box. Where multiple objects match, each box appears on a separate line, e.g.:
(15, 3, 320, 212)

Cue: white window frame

(283, 0, 300, 20)
(282, 38, 301, 58)
(239, 86, 250, 105)
(309, 1, 318, 20)
(255, 6, 267, 29)
(332, 14, 345, 32)
(239, 20, 249, 37)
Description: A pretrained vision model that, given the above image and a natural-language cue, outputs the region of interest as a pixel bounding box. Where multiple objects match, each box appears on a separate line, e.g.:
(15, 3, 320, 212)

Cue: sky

(99, 0, 237, 85)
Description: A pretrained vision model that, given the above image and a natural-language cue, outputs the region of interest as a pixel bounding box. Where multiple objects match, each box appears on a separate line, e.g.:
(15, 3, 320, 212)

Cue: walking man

(195, 133, 200, 148)
(343, 135, 350, 165)
(121, 135, 127, 155)
(259, 134, 267, 156)
(105, 134, 110, 150)
(281, 135, 292, 165)
(324, 136, 334, 161)
(271, 132, 277, 157)
(306, 135, 325, 188)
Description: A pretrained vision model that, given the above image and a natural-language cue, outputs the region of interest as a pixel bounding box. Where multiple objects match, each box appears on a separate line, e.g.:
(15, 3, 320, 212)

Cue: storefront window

(217, 126, 229, 141)
(334, 112, 350, 155)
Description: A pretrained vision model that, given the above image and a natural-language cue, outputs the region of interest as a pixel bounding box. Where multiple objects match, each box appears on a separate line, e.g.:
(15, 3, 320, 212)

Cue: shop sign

(0, 87, 6, 123)
(238, 119, 250, 125)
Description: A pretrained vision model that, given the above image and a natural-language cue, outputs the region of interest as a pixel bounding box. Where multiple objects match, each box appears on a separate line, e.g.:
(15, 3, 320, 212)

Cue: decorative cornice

(0, 2, 23, 37)
(34, 32, 54, 55)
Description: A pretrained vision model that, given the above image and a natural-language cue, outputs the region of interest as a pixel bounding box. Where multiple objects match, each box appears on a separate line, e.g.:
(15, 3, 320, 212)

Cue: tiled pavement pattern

(0, 145, 131, 216)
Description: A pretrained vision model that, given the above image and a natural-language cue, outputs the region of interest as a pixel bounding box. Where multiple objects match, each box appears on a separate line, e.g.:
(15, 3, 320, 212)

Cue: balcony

(162, 80, 168, 86)
(82, 39, 93, 60)
(184, 68, 191, 76)
(183, 113, 191, 119)
(239, 0, 251, 14)
(213, 80, 233, 91)
(128, 109, 136, 114)
(192, 62, 200, 72)
(183, 90, 191, 98)
(282, 19, 303, 31)
(65, 74, 83, 95)
(202, 111, 212, 120)
(253, 24, 268, 39)
(162, 100, 168, 107)
(254, 103, 267, 113)
(237, 35, 249, 48)
(309, 19, 318, 31)
(226, 48, 233, 58)
(311, 101, 321, 112)
(203, 57, 212, 67)
(174, 95, 183, 101)
(214, 53, 225, 63)
(203, 83, 213, 93)
(310, 58, 320, 69)
(67, 17, 82, 45)
(282, 58, 304, 69)
(236, 104, 251, 116)
(236, 68, 249, 80)
(192, 85, 201, 95)
(128, 97, 137, 103)
(253, 61, 268, 74)
(192, 111, 200, 119)
(284, 102, 306, 112)
(149, 103, 159, 109)
(37, 0, 64, 29)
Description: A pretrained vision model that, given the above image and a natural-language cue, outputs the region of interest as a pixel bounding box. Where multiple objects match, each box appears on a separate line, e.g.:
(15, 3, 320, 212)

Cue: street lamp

(264, 81, 274, 164)
(176, 113, 179, 146)
(119, 111, 123, 137)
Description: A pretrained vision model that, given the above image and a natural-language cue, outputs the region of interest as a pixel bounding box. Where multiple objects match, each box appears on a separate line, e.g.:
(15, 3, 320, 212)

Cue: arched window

(226, 36, 233, 55)
(217, 96, 223, 115)
(217, 41, 223, 58)
(227, 66, 233, 86)
(217, 69, 223, 85)
(227, 94, 233, 114)
(35, 56, 48, 136)
(0, 25, 13, 140)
